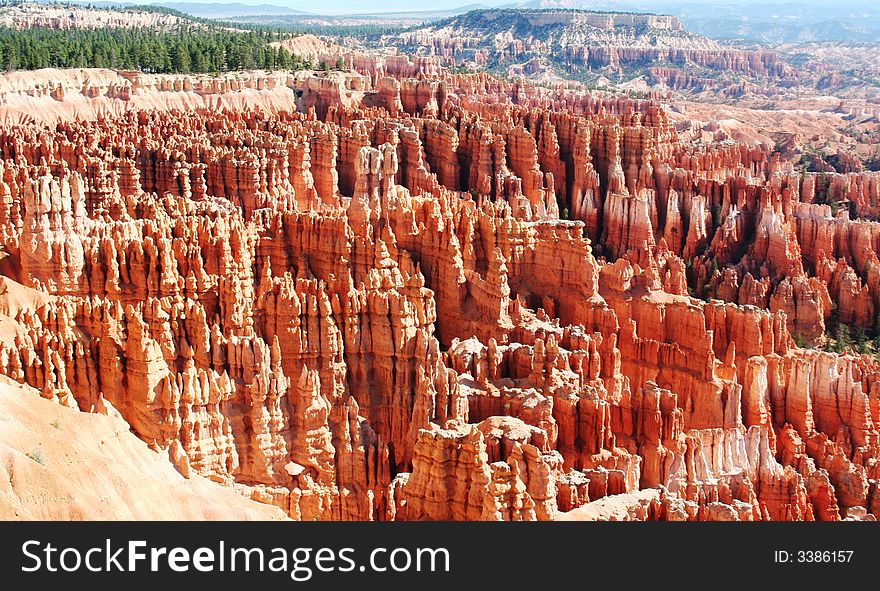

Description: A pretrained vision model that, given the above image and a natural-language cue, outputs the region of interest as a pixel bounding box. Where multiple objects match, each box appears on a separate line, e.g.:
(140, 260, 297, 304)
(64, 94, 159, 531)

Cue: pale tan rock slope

(0, 376, 286, 520)
(0, 3, 183, 30)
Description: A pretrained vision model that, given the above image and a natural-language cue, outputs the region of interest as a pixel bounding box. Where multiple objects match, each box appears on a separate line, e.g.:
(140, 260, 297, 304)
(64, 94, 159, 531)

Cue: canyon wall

(0, 64, 877, 521)
(387, 8, 791, 95)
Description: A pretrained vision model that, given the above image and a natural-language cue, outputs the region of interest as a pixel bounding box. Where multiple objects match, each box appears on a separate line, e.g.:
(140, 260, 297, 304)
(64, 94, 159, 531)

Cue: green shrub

(26, 447, 44, 465)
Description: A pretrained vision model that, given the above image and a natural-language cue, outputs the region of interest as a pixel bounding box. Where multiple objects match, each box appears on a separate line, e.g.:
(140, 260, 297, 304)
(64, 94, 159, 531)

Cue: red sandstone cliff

(0, 64, 877, 521)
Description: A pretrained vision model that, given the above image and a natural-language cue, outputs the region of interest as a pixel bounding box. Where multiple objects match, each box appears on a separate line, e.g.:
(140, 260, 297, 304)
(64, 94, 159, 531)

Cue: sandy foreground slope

(0, 375, 287, 520)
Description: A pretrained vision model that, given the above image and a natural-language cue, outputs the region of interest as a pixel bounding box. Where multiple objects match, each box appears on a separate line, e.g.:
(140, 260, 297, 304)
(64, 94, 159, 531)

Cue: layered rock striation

(0, 62, 877, 521)
(382, 9, 791, 98)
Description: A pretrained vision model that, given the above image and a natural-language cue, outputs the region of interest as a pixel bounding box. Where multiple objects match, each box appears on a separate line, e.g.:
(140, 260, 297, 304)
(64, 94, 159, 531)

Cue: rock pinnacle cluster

(0, 62, 877, 521)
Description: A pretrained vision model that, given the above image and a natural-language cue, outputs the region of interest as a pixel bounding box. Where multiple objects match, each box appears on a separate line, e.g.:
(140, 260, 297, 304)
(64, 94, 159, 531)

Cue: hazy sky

(153, 0, 869, 15)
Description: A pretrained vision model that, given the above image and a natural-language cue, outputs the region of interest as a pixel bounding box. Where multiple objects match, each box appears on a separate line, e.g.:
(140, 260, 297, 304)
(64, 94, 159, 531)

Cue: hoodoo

(0, 9, 877, 522)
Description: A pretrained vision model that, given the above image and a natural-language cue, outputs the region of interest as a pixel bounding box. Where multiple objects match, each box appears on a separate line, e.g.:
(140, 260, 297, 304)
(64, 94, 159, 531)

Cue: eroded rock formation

(0, 63, 877, 521)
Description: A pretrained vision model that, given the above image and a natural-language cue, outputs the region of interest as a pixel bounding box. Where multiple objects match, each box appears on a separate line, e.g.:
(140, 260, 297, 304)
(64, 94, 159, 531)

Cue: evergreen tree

(0, 26, 309, 74)
(836, 323, 852, 353)
(170, 43, 191, 72)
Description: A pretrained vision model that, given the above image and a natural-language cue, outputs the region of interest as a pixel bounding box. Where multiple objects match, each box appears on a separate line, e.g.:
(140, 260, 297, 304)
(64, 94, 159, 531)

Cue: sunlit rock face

(0, 63, 877, 522)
